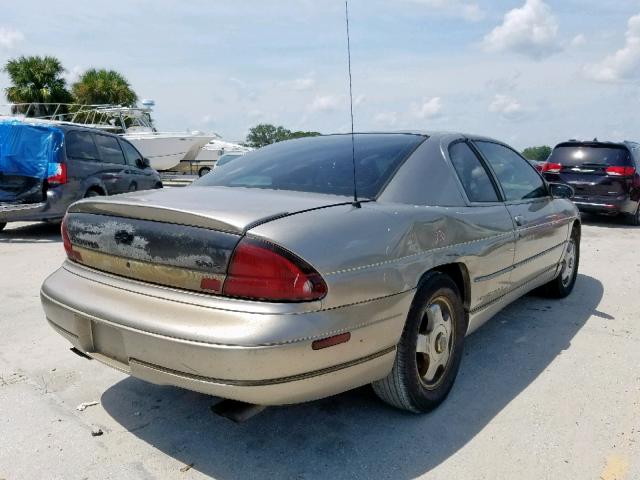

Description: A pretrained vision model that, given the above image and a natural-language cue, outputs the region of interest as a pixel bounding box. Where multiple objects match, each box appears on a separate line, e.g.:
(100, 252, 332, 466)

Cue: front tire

(198, 167, 211, 177)
(372, 272, 466, 413)
(541, 227, 580, 298)
(628, 204, 640, 226)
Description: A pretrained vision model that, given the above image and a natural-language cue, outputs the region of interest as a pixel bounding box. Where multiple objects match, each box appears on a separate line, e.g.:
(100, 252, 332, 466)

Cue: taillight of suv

(605, 166, 636, 176)
(541, 162, 562, 173)
(47, 162, 67, 185)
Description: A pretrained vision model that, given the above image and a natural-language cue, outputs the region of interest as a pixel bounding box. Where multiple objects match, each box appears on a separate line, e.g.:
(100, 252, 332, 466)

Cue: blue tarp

(0, 120, 64, 179)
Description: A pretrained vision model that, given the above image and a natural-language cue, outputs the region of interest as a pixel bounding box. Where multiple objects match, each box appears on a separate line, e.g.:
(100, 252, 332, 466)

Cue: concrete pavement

(0, 218, 638, 479)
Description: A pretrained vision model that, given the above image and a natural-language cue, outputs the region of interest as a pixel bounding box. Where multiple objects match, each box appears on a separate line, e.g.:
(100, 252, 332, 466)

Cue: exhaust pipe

(211, 400, 266, 423)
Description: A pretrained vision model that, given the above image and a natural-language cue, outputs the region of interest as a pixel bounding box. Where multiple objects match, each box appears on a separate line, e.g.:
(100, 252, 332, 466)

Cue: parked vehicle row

(41, 132, 580, 413)
(0, 122, 162, 231)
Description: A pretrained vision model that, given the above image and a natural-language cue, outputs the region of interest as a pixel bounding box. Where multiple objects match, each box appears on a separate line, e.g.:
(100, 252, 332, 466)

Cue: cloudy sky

(1, 0, 640, 149)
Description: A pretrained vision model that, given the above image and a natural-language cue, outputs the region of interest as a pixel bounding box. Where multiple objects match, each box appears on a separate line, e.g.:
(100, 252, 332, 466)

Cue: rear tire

(84, 189, 103, 198)
(372, 272, 466, 413)
(0, 222, 6, 232)
(540, 228, 580, 298)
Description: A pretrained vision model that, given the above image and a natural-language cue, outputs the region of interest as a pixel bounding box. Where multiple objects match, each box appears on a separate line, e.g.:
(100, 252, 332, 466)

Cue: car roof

(319, 131, 507, 144)
(553, 139, 635, 149)
(54, 123, 120, 136)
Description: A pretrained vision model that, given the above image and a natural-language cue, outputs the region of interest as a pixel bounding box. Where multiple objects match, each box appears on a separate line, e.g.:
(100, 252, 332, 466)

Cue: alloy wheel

(416, 297, 455, 388)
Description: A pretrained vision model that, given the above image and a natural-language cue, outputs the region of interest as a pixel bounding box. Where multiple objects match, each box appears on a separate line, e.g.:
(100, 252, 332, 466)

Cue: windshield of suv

(194, 134, 426, 198)
(549, 144, 632, 167)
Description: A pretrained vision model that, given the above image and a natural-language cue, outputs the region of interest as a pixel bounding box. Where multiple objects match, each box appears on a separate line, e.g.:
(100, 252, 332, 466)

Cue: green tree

(522, 145, 552, 162)
(246, 123, 321, 148)
(3, 55, 73, 117)
(288, 130, 322, 140)
(72, 68, 138, 106)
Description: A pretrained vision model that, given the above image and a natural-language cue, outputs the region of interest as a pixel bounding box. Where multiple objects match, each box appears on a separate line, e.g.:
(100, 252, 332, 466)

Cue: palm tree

(72, 69, 138, 107)
(3, 55, 73, 117)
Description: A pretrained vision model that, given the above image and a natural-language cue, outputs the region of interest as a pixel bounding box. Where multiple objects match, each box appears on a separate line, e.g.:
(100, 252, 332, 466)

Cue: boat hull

(123, 134, 214, 171)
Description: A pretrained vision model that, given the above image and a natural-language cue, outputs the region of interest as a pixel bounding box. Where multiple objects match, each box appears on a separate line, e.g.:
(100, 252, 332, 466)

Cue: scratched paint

(66, 212, 239, 274)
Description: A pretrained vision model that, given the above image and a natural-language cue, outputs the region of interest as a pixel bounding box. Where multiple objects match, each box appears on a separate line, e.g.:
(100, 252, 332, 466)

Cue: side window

(120, 140, 143, 167)
(66, 131, 99, 161)
(95, 134, 126, 164)
(448, 142, 499, 202)
(474, 141, 547, 201)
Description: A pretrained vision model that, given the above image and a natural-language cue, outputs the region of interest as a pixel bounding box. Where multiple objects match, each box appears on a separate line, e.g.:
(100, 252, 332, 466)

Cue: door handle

(514, 215, 527, 227)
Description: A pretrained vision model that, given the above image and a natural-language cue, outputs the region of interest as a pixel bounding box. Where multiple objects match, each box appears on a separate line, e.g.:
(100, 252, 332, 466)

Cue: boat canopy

(0, 120, 64, 180)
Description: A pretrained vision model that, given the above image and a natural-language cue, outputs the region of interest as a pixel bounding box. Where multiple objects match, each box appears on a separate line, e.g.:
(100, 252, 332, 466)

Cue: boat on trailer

(0, 102, 215, 171)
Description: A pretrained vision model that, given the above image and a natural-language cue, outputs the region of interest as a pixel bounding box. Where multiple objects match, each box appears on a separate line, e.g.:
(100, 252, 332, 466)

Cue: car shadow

(101, 274, 602, 479)
(0, 222, 61, 243)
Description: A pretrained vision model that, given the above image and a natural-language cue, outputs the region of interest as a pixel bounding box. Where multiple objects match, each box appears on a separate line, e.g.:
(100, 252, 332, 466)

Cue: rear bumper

(41, 262, 411, 405)
(572, 196, 637, 215)
(0, 186, 71, 223)
(0, 201, 47, 219)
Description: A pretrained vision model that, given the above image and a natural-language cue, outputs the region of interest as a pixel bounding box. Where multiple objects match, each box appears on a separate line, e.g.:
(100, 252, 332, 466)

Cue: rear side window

(95, 134, 126, 164)
(66, 131, 99, 161)
(549, 145, 632, 167)
(120, 140, 143, 166)
(448, 142, 499, 202)
(475, 141, 547, 201)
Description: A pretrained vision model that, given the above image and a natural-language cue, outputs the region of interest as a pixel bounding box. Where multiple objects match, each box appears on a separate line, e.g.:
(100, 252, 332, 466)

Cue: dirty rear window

(549, 145, 632, 167)
(194, 134, 426, 198)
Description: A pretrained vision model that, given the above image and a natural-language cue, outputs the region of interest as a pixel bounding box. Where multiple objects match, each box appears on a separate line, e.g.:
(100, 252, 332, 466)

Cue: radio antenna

(345, 0, 360, 208)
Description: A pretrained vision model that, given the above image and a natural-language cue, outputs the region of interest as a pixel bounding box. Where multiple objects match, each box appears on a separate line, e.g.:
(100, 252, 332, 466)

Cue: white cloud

(229, 77, 259, 101)
(373, 112, 398, 126)
(354, 94, 366, 107)
(411, 97, 443, 119)
(281, 74, 315, 91)
(247, 109, 263, 119)
(571, 34, 586, 47)
(63, 65, 84, 85)
(489, 94, 526, 119)
(308, 94, 342, 112)
(583, 14, 640, 82)
(482, 0, 560, 60)
(0, 27, 24, 50)
(405, 0, 484, 21)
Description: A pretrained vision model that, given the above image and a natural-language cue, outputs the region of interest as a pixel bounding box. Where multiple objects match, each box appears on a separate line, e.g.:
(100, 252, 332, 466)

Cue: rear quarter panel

(249, 202, 516, 312)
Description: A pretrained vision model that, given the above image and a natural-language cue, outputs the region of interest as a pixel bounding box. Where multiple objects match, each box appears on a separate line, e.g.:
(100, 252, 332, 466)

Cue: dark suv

(541, 140, 640, 225)
(0, 122, 162, 231)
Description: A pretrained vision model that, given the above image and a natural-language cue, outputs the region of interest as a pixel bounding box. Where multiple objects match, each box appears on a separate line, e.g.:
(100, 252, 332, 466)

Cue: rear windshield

(549, 145, 632, 167)
(194, 134, 426, 198)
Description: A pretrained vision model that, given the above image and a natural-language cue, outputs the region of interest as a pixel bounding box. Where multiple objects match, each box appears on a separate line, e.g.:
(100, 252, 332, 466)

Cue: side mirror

(138, 157, 151, 169)
(549, 182, 574, 199)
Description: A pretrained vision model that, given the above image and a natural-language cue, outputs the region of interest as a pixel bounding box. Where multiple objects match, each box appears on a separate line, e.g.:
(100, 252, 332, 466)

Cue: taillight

(223, 238, 327, 302)
(541, 162, 562, 173)
(605, 166, 636, 176)
(47, 162, 67, 185)
(61, 215, 81, 261)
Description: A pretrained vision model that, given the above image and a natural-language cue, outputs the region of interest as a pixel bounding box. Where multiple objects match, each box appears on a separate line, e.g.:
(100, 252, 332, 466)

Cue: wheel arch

(417, 262, 471, 313)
